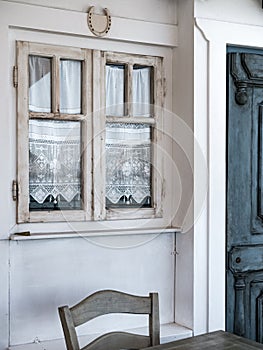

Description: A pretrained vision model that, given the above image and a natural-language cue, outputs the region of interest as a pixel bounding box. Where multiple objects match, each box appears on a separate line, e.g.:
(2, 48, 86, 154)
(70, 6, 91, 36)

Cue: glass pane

(29, 56, 52, 112)
(29, 119, 82, 211)
(133, 66, 152, 117)
(106, 64, 125, 116)
(60, 60, 82, 114)
(106, 123, 152, 208)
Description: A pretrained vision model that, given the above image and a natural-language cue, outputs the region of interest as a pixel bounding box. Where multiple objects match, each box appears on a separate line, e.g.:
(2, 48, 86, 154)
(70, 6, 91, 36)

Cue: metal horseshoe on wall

(87, 6, 111, 37)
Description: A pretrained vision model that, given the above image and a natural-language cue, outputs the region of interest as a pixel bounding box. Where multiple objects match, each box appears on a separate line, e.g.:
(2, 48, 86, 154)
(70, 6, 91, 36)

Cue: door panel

(227, 47, 263, 342)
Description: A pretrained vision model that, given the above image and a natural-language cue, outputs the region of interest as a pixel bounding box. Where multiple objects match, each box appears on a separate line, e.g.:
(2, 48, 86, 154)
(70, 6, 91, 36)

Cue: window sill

(10, 227, 181, 240)
(8, 323, 192, 349)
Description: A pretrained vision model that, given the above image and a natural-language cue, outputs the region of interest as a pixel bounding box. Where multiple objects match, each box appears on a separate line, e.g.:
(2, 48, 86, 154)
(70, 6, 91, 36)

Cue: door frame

(194, 17, 263, 334)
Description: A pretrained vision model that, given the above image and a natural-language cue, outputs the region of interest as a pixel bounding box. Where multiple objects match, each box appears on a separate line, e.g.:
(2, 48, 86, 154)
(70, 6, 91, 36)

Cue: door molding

(194, 17, 263, 333)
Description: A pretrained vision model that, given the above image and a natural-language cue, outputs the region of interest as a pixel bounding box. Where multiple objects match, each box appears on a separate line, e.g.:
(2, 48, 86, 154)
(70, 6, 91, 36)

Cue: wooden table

(141, 331, 263, 349)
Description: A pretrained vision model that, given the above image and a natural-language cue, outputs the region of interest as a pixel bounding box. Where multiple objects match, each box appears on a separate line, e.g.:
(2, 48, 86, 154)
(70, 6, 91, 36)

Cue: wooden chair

(58, 289, 160, 350)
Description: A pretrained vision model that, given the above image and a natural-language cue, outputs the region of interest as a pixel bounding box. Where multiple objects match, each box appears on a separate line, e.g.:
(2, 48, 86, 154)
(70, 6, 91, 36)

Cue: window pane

(60, 60, 82, 114)
(133, 66, 152, 117)
(106, 64, 125, 116)
(106, 123, 152, 208)
(29, 119, 82, 211)
(29, 56, 52, 112)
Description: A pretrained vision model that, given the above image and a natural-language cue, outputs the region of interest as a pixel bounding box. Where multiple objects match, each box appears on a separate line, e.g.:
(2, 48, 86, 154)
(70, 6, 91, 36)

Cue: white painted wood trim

(28, 42, 86, 58)
(28, 210, 88, 223)
(8, 323, 192, 349)
(82, 49, 93, 219)
(106, 116, 156, 125)
(193, 16, 263, 333)
(206, 40, 226, 334)
(193, 25, 209, 336)
(127, 63, 133, 116)
(153, 57, 165, 219)
(17, 40, 30, 223)
(106, 52, 162, 66)
(106, 208, 157, 221)
(10, 227, 181, 240)
(93, 50, 106, 221)
(0, 1, 178, 47)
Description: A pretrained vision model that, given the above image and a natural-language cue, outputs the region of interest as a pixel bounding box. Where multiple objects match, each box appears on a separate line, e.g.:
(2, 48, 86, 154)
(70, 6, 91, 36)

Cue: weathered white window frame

(16, 42, 164, 223)
(93, 51, 164, 221)
(16, 41, 92, 223)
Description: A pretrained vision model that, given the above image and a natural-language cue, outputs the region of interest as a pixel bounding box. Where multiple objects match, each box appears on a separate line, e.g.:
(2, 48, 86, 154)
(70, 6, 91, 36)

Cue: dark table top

(141, 331, 263, 349)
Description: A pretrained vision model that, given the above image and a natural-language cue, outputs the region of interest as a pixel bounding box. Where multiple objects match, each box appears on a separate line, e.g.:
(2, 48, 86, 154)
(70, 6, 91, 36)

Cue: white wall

(195, 0, 263, 26)
(0, 1, 179, 348)
(9, 234, 175, 345)
(4, 0, 263, 347)
(2, 0, 177, 25)
(0, 241, 9, 350)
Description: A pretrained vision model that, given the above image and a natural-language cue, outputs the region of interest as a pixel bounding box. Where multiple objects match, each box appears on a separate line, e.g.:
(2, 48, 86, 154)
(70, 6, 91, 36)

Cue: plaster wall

(0, 1, 178, 348)
(4, 0, 263, 347)
(195, 0, 263, 26)
(9, 234, 175, 345)
(1, 0, 177, 24)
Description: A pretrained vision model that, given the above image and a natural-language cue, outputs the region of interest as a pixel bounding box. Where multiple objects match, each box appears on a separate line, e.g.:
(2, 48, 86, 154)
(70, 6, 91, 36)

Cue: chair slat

(71, 290, 151, 326)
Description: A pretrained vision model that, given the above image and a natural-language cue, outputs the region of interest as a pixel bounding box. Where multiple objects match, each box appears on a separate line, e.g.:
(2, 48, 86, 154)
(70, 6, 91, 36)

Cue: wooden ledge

(10, 227, 181, 240)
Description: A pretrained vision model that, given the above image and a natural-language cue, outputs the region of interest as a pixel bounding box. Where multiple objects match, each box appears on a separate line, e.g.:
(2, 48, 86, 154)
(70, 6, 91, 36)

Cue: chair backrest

(58, 289, 160, 350)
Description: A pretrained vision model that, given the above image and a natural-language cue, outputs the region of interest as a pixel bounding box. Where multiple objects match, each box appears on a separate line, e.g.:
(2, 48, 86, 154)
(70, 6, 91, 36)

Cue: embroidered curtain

(29, 119, 81, 208)
(29, 56, 52, 113)
(28, 58, 152, 208)
(106, 123, 152, 206)
(28, 56, 82, 209)
(105, 65, 152, 117)
(105, 65, 152, 206)
(29, 56, 81, 114)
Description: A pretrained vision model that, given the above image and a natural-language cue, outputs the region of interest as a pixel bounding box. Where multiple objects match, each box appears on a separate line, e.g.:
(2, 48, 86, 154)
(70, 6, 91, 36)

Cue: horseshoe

(87, 6, 111, 37)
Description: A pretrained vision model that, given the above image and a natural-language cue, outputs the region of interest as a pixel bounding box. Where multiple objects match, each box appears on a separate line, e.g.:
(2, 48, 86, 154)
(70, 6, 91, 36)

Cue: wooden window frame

(16, 43, 164, 223)
(16, 41, 92, 223)
(93, 51, 164, 221)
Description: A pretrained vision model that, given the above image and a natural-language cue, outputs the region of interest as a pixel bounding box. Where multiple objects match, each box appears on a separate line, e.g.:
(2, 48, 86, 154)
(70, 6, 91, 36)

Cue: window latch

(12, 180, 18, 201)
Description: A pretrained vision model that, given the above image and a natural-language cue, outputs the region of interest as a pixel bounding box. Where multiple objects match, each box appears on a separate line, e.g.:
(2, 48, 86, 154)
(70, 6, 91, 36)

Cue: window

(16, 42, 163, 223)
(101, 52, 163, 220)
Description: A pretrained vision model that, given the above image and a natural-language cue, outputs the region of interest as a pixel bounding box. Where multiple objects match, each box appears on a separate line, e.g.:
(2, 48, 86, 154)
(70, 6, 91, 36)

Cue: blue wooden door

(227, 46, 263, 342)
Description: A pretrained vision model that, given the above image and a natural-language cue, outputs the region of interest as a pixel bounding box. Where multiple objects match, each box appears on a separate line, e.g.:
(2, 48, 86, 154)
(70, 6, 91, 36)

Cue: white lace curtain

(29, 56, 51, 113)
(28, 57, 82, 207)
(28, 58, 152, 208)
(106, 65, 152, 117)
(29, 119, 81, 206)
(132, 66, 152, 117)
(106, 123, 151, 205)
(105, 65, 152, 206)
(60, 60, 81, 114)
(106, 65, 125, 116)
(29, 56, 81, 114)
